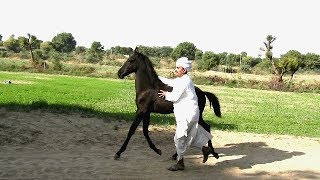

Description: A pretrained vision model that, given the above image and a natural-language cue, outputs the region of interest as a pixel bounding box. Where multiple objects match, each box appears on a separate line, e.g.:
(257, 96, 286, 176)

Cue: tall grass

(0, 71, 319, 138)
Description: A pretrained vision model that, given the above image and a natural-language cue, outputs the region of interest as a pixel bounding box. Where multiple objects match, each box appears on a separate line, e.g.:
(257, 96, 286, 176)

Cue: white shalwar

(159, 75, 213, 161)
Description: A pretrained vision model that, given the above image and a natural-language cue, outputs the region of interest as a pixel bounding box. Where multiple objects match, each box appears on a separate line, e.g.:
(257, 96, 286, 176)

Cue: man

(158, 57, 214, 171)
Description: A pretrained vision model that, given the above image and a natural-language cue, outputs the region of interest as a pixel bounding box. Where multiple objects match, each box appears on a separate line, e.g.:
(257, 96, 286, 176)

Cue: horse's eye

(128, 58, 135, 62)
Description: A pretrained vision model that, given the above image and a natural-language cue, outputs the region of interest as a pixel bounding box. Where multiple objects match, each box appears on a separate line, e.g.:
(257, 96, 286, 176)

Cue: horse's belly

(153, 99, 173, 114)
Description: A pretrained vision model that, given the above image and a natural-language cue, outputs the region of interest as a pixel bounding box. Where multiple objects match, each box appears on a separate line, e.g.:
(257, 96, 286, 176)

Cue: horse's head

(117, 48, 141, 79)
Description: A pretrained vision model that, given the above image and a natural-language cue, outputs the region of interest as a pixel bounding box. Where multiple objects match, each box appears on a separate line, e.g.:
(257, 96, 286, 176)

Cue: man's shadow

(214, 142, 304, 169)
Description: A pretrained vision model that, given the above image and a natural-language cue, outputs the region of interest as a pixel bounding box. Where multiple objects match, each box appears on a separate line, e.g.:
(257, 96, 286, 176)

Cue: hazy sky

(2, 0, 319, 57)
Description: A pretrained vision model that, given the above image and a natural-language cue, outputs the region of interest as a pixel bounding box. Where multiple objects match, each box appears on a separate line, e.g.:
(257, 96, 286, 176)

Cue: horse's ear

(134, 47, 139, 53)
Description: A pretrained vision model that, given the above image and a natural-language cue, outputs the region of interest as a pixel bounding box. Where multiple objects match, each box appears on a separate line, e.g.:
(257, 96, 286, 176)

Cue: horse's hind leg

(114, 115, 142, 160)
(198, 115, 219, 159)
(142, 114, 162, 155)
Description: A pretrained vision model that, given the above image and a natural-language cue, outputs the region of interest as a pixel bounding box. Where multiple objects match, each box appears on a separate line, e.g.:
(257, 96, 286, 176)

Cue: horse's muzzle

(118, 70, 124, 79)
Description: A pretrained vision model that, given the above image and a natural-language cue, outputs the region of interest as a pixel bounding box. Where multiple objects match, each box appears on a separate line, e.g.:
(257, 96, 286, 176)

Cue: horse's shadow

(212, 141, 304, 169)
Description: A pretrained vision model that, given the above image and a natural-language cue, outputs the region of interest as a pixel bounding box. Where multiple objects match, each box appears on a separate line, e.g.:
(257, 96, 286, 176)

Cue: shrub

(0, 51, 8, 58)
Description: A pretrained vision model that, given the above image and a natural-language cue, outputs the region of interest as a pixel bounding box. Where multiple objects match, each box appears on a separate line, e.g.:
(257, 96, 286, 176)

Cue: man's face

(175, 66, 186, 77)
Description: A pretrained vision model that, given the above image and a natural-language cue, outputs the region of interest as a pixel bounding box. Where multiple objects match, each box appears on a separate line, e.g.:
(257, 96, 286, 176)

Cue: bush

(0, 51, 8, 58)
(240, 65, 251, 73)
(150, 57, 161, 68)
(17, 51, 30, 59)
(221, 66, 236, 73)
(65, 65, 96, 76)
(52, 59, 63, 71)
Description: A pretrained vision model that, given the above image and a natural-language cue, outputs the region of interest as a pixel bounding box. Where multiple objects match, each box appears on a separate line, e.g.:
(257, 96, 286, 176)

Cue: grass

(200, 85, 320, 137)
(0, 71, 319, 138)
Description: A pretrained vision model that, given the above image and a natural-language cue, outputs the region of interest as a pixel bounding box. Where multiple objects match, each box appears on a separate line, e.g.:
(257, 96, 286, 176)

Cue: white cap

(176, 57, 192, 72)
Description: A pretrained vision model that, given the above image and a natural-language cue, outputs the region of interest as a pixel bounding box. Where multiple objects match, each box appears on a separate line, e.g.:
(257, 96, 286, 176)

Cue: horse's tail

(204, 91, 221, 118)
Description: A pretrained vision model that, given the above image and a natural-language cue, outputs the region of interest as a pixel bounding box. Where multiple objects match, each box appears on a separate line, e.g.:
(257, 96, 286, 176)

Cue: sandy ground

(1, 108, 320, 180)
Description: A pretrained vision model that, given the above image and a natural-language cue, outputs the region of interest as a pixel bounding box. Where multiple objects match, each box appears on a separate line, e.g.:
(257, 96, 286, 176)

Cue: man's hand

(158, 90, 167, 98)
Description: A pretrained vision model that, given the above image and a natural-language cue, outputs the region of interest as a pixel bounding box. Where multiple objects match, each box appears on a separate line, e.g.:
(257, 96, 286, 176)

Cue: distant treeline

(0, 33, 319, 76)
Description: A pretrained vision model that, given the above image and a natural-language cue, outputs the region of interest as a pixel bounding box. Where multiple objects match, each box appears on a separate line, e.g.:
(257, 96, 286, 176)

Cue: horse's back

(194, 86, 206, 112)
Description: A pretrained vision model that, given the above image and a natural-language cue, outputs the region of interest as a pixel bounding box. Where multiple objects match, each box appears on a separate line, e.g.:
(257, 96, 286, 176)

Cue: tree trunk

(270, 59, 283, 82)
(29, 44, 37, 67)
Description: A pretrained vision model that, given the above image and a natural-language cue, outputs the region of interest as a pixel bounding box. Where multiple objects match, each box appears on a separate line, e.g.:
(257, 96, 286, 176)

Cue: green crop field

(1, 71, 319, 138)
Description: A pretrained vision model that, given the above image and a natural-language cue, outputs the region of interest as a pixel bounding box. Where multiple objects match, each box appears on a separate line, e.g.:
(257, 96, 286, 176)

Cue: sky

(2, 0, 319, 57)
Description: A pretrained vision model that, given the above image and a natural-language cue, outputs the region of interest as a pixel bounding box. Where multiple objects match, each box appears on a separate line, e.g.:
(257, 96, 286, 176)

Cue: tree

(227, 53, 241, 66)
(40, 41, 54, 54)
(86, 41, 104, 63)
(197, 51, 219, 70)
(304, 53, 320, 71)
(158, 46, 173, 58)
(195, 49, 203, 60)
(111, 46, 133, 56)
(242, 56, 262, 68)
(0, 34, 3, 46)
(17, 36, 29, 51)
(17, 34, 42, 66)
(240, 51, 247, 66)
(260, 35, 283, 82)
(75, 46, 87, 55)
(217, 52, 228, 65)
(240, 56, 262, 73)
(51, 32, 76, 53)
(279, 50, 303, 81)
(3, 35, 20, 53)
(171, 42, 196, 60)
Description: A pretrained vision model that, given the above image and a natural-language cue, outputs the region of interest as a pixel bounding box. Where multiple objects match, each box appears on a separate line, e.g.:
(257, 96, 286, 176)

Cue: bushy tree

(217, 52, 228, 65)
(279, 50, 303, 81)
(17, 36, 29, 51)
(241, 56, 262, 68)
(86, 41, 104, 63)
(303, 53, 320, 71)
(227, 53, 241, 66)
(197, 51, 219, 70)
(240, 56, 262, 73)
(157, 46, 173, 58)
(3, 35, 20, 53)
(134, 46, 154, 57)
(51, 32, 76, 53)
(111, 46, 133, 55)
(195, 49, 203, 60)
(171, 42, 196, 60)
(75, 46, 87, 55)
(40, 41, 54, 54)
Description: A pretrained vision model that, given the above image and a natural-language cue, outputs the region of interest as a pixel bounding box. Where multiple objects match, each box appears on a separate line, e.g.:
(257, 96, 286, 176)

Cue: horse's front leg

(142, 113, 162, 155)
(114, 115, 142, 160)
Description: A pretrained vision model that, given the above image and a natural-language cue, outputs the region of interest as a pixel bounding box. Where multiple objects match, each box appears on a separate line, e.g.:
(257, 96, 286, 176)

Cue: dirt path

(1, 108, 320, 179)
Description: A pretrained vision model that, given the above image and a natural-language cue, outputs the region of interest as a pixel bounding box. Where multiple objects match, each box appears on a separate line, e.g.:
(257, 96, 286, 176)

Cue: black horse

(115, 48, 221, 160)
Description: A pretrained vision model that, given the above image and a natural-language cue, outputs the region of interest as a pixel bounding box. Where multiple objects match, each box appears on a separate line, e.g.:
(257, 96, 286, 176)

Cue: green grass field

(1, 71, 319, 138)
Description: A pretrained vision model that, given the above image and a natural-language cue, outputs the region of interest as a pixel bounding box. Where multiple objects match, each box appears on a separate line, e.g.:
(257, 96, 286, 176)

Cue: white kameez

(159, 75, 213, 161)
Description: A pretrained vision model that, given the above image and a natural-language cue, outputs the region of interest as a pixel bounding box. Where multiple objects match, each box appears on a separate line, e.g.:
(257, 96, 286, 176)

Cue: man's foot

(202, 146, 212, 163)
(167, 159, 184, 171)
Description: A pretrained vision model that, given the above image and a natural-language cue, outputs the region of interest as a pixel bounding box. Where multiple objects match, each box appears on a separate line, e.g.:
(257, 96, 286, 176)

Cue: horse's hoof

(171, 154, 177, 160)
(157, 149, 162, 155)
(114, 154, 120, 160)
(213, 153, 219, 159)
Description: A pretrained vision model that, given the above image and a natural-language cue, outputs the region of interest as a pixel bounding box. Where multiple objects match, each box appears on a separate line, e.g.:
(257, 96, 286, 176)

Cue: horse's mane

(138, 52, 160, 87)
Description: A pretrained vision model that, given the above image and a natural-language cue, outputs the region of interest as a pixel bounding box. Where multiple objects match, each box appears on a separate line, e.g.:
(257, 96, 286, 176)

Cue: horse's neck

(135, 69, 170, 92)
(135, 70, 154, 92)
